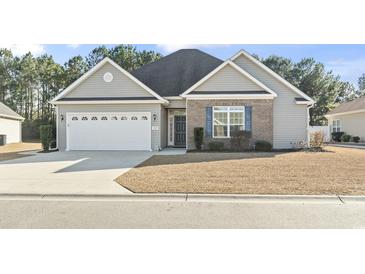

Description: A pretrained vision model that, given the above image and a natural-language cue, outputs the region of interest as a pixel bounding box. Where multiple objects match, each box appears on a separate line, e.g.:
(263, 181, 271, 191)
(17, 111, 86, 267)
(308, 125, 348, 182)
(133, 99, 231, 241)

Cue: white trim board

(230, 49, 315, 104)
(184, 94, 275, 100)
(51, 57, 168, 104)
(180, 61, 278, 97)
(52, 100, 164, 105)
(325, 109, 365, 118)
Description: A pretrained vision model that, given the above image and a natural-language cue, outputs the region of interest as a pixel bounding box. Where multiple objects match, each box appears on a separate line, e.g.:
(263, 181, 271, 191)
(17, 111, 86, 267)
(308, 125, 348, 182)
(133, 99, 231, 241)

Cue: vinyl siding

(194, 65, 263, 92)
(65, 63, 154, 98)
(328, 112, 365, 141)
(57, 104, 162, 151)
(233, 55, 308, 149)
(0, 118, 21, 143)
(166, 98, 186, 109)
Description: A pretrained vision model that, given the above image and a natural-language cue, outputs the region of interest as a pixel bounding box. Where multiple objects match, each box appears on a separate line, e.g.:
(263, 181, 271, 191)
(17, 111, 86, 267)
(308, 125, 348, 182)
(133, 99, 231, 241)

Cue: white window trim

(332, 119, 341, 133)
(212, 106, 245, 138)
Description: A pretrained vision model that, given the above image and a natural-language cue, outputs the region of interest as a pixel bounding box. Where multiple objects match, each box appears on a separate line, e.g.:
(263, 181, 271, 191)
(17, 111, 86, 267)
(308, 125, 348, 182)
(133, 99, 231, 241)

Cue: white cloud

(67, 44, 80, 49)
(0, 44, 45, 56)
(157, 44, 229, 54)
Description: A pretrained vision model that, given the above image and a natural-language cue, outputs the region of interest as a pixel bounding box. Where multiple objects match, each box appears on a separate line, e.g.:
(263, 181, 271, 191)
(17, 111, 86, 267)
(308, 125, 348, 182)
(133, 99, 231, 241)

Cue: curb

(0, 193, 361, 203)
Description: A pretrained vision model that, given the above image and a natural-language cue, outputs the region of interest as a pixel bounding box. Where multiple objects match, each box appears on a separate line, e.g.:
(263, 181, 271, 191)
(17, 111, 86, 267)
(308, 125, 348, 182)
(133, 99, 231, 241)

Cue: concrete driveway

(0, 151, 153, 195)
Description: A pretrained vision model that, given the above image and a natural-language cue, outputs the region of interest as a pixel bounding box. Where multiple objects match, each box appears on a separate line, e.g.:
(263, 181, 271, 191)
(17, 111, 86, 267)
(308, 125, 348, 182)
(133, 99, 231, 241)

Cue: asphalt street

(0, 196, 365, 228)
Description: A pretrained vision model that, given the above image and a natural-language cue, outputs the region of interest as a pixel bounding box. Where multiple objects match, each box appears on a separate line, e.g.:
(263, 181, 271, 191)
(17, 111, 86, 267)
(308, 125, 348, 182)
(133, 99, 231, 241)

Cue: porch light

(153, 114, 157, 122)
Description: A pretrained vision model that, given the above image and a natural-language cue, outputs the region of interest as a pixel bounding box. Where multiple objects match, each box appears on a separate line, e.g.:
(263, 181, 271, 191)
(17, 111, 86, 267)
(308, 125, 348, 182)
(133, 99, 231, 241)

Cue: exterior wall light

(61, 115, 64, 121)
(153, 113, 157, 122)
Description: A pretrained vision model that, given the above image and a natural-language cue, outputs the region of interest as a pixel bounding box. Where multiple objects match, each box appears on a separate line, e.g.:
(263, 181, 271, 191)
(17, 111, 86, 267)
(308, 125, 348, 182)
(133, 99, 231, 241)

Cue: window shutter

(245, 106, 252, 131)
(205, 107, 213, 138)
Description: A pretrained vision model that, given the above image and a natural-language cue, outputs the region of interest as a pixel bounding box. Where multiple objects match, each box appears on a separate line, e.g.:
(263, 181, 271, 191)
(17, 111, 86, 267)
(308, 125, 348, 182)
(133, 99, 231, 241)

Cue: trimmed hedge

(194, 127, 204, 150)
(331, 131, 344, 142)
(341, 134, 351, 142)
(255, 140, 272, 152)
(353, 136, 360, 143)
(40, 125, 53, 151)
(208, 141, 224, 151)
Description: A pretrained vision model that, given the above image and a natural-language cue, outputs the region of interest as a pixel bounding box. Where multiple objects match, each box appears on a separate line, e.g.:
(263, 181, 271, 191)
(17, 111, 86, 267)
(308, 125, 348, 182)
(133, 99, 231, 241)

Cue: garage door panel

(67, 112, 151, 150)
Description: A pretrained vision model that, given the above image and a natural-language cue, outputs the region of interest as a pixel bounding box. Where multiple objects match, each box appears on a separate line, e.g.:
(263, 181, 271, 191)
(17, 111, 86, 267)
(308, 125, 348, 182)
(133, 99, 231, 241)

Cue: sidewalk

(1, 192, 365, 204)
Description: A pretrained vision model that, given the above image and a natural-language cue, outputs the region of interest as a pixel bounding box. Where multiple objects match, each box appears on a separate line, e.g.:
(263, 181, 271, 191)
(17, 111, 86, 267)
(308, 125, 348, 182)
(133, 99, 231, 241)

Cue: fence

(308, 126, 330, 142)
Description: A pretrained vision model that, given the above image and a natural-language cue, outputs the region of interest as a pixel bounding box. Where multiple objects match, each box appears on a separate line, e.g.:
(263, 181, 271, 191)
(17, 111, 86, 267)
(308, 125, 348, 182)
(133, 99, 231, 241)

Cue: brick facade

(186, 99, 273, 150)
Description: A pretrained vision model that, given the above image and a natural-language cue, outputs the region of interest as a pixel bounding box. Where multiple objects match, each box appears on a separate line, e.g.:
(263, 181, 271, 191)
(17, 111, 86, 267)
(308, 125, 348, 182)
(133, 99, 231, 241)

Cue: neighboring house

(326, 96, 365, 141)
(51, 49, 314, 151)
(0, 102, 24, 144)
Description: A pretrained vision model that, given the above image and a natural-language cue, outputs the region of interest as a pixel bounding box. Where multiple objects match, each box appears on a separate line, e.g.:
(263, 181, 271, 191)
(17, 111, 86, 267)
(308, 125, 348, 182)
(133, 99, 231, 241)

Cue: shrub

(353, 136, 360, 143)
(230, 130, 251, 151)
(255, 140, 272, 152)
(341, 134, 351, 142)
(194, 127, 204, 150)
(310, 131, 324, 149)
(208, 141, 224, 151)
(40, 125, 53, 151)
(331, 131, 344, 142)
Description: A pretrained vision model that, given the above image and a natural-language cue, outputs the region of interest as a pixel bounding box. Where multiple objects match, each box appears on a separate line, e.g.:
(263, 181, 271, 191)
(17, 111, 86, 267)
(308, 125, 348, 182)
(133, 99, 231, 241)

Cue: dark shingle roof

(131, 49, 223, 97)
(0, 102, 23, 120)
(327, 96, 365, 115)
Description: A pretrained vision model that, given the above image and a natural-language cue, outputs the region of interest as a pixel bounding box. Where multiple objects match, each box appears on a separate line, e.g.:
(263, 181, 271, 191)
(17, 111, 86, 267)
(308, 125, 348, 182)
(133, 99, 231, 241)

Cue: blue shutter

(245, 106, 252, 132)
(205, 107, 212, 138)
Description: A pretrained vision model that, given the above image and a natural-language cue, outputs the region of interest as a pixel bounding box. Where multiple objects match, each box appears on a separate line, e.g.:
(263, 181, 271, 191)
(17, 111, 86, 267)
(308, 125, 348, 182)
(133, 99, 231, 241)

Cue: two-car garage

(66, 112, 151, 151)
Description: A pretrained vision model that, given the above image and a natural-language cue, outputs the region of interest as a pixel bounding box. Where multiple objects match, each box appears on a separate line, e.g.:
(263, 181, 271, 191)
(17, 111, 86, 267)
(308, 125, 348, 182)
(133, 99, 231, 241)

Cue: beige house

(51, 49, 314, 151)
(326, 96, 365, 142)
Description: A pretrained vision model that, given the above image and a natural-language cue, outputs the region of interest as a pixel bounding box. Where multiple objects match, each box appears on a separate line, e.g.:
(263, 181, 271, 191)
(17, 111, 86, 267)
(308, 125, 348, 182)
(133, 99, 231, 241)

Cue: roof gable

(193, 64, 264, 92)
(231, 50, 314, 104)
(181, 61, 277, 97)
(52, 58, 167, 104)
(132, 49, 223, 97)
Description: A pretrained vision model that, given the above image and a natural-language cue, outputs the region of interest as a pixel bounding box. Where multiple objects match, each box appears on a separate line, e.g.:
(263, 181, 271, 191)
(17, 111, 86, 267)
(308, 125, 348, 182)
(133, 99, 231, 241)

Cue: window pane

(230, 112, 243, 125)
(214, 125, 228, 137)
(214, 106, 228, 112)
(214, 112, 227, 125)
(230, 125, 245, 135)
(230, 106, 245, 111)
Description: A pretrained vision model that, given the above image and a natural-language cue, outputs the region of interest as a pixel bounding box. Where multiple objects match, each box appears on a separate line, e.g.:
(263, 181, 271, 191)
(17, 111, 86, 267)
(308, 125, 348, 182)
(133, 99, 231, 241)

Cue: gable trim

(51, 57, 168, 104)
(180, 60, 278, 97)
(230, 49, 315, 104)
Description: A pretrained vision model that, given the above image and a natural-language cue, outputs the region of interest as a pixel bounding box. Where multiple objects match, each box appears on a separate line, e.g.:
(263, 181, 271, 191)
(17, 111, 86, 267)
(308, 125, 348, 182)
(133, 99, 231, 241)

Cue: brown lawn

(115, 146, 365, 195)
(0, 141, 41, 161)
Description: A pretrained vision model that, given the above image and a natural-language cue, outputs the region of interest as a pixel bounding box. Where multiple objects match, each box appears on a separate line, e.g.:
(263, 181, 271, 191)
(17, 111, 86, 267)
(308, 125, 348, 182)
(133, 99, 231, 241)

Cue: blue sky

(9, 44, 365, 87)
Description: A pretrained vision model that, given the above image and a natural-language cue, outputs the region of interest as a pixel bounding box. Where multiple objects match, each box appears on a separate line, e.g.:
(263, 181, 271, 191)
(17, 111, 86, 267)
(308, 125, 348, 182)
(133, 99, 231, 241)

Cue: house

(325, 96, 365, 141)
(0, 102, 24, 145)
(51, 49, 314, 151)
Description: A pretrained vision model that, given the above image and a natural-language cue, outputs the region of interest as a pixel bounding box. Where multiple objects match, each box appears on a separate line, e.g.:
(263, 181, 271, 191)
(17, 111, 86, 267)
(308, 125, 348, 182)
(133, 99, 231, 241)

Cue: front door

(174, 116, 186, 147)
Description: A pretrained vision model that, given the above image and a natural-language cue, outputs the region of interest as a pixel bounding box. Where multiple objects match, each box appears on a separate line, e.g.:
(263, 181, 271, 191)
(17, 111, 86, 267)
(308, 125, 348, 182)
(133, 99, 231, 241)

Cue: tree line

(0, 45, 162, 124)
(0, 45, 363, 135)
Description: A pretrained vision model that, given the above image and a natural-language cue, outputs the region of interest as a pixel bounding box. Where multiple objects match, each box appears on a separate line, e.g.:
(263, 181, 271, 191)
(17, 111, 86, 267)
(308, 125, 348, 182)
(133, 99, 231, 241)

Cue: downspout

(307, 104, 314, 147)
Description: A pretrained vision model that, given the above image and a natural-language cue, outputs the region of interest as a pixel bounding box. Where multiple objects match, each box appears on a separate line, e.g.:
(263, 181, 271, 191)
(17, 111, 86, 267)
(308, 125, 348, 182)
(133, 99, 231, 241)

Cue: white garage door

(66, 112, 151, 150)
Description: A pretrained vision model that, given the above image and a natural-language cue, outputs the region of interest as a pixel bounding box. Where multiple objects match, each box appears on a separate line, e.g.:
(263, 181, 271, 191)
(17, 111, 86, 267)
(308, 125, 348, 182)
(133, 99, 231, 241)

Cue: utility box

(0, 135, 6, 146)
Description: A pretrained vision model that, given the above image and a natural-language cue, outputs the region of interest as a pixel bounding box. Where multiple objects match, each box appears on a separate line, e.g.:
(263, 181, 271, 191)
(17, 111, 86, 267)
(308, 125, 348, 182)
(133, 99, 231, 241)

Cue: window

(213, 106, 245, 138)
(131, 116, 138, 120)
(101, 116, 108, 121)
(72, 116, 78, 121)
(141, 116, 148, 120)
(111, 116, 117, 120)
(332, 119, 341, 132)
(91, 116, 98, 121)
(81, 116, 88, 121)
(121, 116, 127, 120)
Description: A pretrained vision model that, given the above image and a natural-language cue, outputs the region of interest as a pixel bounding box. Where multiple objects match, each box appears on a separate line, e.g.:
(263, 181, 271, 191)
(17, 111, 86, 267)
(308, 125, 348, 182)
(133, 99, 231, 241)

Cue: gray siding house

(51, 49, 314, 151)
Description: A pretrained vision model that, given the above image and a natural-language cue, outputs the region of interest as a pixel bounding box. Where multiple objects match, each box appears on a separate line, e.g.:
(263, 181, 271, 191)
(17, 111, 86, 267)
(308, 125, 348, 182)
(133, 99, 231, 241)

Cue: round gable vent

(103, 72, 113, 82)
